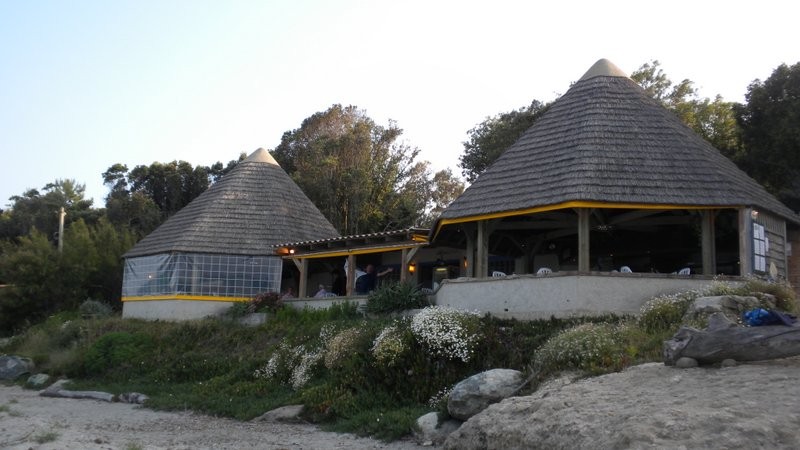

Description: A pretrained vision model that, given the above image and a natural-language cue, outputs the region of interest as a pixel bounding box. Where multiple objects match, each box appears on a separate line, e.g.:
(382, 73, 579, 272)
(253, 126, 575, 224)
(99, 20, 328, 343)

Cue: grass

(33, 431, 59, 444)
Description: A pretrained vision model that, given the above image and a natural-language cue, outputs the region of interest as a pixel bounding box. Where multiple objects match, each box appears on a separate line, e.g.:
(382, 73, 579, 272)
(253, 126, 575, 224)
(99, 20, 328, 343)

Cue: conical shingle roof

(439, 59, 798, 224)
(124, 148, 339, 258)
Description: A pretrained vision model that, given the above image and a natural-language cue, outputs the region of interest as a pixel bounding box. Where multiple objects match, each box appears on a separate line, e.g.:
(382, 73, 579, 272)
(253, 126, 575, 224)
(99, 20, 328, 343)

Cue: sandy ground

(0, 385, 427, 450)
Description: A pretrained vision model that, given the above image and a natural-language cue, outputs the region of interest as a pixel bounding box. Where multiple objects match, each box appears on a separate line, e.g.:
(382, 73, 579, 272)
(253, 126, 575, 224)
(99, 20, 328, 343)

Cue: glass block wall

(122, 253, 282, 299)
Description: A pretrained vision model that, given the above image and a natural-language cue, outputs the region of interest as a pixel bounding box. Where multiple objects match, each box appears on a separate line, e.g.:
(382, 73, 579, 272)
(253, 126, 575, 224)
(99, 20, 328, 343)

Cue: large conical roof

(439, 59, 798, 223)
(124, 148, 339, 258)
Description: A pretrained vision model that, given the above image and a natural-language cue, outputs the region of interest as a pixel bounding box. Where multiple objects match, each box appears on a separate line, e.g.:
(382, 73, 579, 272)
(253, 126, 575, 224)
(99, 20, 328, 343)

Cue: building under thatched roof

(122, 148, 339, 319)
(434, 59, 799, 281)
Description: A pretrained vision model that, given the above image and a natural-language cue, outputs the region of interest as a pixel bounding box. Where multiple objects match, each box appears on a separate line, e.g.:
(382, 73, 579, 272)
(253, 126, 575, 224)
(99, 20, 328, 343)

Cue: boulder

(252, 404, 305, 423)
(685, 295, 761, 323)
(675, 357, 698, 368)
(414, 412, 462, 446)
(26, 373, 51, 387)
(0, 355, 34, 380)
(447, 368, 523, 420)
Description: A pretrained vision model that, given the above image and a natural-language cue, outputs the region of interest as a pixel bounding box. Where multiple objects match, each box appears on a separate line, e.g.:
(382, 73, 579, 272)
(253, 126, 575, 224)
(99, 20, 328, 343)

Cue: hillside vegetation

(1, 278, 794, 441)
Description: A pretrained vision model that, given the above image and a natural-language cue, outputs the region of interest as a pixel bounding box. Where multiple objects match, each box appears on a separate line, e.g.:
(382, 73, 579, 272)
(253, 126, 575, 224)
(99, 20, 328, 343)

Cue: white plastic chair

(492, 271, 507, 278)
(620, 266, 633, 273)
(420, 288, 434, 295)
(323, 292, 337, 298)
(678, 267, 691, 275)
(536, 267, 552, 276)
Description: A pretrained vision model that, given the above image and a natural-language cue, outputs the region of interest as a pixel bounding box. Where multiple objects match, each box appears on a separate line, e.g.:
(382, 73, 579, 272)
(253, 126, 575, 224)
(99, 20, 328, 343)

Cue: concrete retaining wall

(123, 300, 232, 320)
(434, 273, 720, 320)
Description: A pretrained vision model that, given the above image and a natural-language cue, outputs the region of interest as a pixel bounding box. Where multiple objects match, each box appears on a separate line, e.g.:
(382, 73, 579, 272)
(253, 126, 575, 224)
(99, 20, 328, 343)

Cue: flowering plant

(371, 323, 409, 367)
(534, 322, 626, 372)
(410, 306, 482, 363)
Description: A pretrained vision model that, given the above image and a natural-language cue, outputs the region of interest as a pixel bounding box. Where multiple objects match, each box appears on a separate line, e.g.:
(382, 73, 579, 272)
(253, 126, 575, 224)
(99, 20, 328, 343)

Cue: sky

(2, 0, 800, 208)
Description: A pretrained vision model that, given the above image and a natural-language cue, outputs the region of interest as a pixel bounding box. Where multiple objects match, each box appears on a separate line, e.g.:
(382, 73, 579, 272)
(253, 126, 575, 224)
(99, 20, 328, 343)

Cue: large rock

(685, 295, 761, 323)
(447, 368, 523, 420)
(0, 355, 34, 380)
(444, 359, 800, 449)
(414, 412, 462, 446)
(26, 373, 51, 387)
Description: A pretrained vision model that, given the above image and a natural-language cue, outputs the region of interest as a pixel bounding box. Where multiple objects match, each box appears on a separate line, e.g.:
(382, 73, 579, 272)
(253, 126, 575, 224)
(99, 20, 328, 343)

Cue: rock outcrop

(447, 369, 523, 420)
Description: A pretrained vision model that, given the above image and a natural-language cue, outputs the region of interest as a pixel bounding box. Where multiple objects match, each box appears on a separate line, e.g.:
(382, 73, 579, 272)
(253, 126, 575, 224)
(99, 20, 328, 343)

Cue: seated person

(314, 284, 329, 298)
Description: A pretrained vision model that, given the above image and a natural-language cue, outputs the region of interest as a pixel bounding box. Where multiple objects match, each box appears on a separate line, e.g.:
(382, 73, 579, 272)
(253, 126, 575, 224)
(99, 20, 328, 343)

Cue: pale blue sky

(2, 0, 799, 208)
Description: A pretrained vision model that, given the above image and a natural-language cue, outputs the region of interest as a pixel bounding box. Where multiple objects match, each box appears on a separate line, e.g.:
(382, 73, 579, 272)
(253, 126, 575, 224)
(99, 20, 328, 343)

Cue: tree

(102, 154, 244, 233)
(631, 60, 742, 160)
(735, 62, 800, 210)
(0, 217, 135, 335)
(459, 100, 550, 182)
(428, 168, 465, 223)
(273, 104, 435, 234)
(0, 179, 99, 242)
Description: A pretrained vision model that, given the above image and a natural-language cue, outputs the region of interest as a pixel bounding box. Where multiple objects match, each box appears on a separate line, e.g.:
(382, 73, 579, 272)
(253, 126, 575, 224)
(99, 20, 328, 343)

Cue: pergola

(432, 60, 799, 280)
(274, 228, 429, 297)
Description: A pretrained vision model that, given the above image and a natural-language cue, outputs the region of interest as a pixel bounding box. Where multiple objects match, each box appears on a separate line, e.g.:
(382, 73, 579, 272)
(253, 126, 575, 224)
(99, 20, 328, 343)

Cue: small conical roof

(439, 59, 798, 223)
(124, 149, 339, 258)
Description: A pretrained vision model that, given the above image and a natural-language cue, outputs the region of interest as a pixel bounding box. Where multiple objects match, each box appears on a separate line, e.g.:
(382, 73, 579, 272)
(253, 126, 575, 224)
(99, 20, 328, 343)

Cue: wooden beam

(577, 208, 591, 273)
(476, 220, 488, 278)
(701, 210, 716, 275)
(297, 258, 309, 298)
(465, 230, 475, 277)
(346, 254, 355, 296)
(400, 248, 408, 282)
(738, 208, 753, 276)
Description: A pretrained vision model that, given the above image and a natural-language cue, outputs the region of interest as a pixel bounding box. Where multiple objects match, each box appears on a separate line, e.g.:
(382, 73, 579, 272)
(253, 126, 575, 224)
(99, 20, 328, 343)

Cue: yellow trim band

(435, 201, 738, 236)
(122, 294, 251, 302)
(283, 242, 427, 260)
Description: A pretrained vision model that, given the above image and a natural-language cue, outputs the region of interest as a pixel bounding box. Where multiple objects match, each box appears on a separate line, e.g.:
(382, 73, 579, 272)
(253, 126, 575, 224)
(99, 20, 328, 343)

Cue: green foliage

(79, 299, 113, 318)
(272, 104, 450, 234)
(0, 217, 134, 335)
(741, 277, 797, 313)
(33, 431, 59, 444)
(366, 282, 428, 314)
(534, 322, 631, 375)
(637, 291, 699, 334)
(251, 291, 283, 313)
(631, 60, 742, 159)
(83, 332, 155, 375)
(459, 100, 550, 182)
(735, 62, 800, 209)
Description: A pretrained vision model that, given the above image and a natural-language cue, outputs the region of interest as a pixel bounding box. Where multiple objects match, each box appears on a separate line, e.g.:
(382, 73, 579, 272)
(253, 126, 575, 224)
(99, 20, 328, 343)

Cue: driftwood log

(664, 313, 800, 365)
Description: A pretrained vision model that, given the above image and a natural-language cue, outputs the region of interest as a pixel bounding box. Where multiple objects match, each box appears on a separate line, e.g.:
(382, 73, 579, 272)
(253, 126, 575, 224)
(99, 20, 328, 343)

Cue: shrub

(251, 291, 283, 313)
(637, 291, 699, 333)
(741, 277, 797, 312)
(534, 322, 628, 374)
(367, 282, 428, 314)
(410, 306, 482, 362)
(79, 299, 113, 318)
(324, 327, 363, 369)
(83, 332, 154, 375)
(371, 323, 410, 367)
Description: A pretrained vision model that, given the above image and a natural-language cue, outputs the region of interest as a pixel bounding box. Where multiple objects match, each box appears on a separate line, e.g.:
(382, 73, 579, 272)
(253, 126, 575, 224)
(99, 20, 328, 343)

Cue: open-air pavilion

(121, 148, 340, 320)
(431, 59, 800, 318)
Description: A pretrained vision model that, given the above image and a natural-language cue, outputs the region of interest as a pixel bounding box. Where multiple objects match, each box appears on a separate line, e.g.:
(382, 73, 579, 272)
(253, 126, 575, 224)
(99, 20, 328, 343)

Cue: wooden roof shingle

(124, 148, 339, 258)
(439, 59, 799, 224)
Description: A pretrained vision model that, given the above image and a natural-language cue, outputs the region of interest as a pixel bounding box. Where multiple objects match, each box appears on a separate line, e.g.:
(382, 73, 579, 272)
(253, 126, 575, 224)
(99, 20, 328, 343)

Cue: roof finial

(579, 59, 629, 81)
(245, 148, 279, 165)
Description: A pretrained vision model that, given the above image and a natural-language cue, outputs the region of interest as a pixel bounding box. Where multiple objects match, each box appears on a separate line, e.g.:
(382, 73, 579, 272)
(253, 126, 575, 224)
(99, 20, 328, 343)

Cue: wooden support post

(400, 248, 408, 283)
(701, 210, 716, 276)
(291, 258, 309, 298)
(738, 208, 753, 276)
(578, 208, 591, 273)
(476, 220, 488, 278)
(346, 254, 355, 296)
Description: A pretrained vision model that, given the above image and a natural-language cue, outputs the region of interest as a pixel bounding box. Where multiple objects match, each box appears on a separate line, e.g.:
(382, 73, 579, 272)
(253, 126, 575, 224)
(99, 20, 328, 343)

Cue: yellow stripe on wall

(122, 294, 251, 302)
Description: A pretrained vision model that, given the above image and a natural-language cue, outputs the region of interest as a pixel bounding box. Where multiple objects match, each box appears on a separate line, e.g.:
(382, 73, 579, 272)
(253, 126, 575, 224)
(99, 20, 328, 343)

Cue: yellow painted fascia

(122, 294, 251, 302)
(282, 242, 427, 260)
(434, 201, 739, 237)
